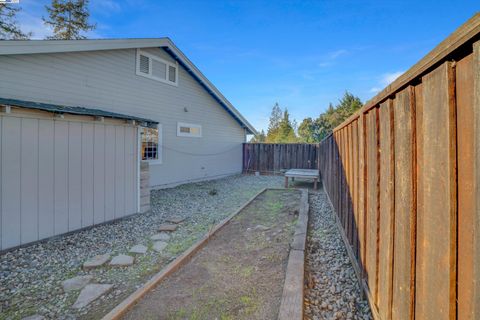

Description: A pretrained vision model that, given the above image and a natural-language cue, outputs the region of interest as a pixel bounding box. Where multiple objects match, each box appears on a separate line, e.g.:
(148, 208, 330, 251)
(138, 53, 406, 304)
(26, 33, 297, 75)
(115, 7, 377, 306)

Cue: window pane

(152, 60, 166, 79)
(180, 126, 190, 133)
(141, 127, 159, 160)
(190, 127, 200, 135)
(169, 65, 176, 82)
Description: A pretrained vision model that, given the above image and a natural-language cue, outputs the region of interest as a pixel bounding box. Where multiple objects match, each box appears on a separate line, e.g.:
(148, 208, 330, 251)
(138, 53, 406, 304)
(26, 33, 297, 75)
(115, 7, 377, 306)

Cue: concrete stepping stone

(150, 233, 170, 241)
(72, 284, 113, 309)
(153, 241, 168, 252)
(83, 254, 110, 270)
(165, 217, 186, 224)
(22, 315, 45, 320)
(158, 224, 178, 232)
(62, 275, 93, 292)
(254, 224, 270, 231)
(109, 254, 134, 266)
(129, 244, 148, 254)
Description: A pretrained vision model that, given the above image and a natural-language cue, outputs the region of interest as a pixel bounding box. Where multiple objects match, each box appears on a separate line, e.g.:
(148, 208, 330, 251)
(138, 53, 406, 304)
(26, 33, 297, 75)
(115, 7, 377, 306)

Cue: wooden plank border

(102, 188, 269, 320)
(278, 188, 309, 320)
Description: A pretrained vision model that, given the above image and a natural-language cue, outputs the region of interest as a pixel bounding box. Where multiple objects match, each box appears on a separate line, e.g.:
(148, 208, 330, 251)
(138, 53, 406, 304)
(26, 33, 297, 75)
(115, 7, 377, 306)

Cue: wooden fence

(319, 14, 480, 320)
(242, 143, 319, 174)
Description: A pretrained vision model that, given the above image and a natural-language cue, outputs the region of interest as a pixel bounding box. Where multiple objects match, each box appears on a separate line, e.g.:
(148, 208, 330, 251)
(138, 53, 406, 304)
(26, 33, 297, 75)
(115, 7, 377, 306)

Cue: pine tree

(0, 4, 30, 39)
(276, 109, 297, 142)
(43, 0, 95, 40)
(266, 102, 282, 142)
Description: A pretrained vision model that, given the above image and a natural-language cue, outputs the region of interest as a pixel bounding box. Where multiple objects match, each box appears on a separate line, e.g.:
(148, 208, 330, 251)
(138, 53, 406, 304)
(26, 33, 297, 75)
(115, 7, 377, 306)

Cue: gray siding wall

(0, 115, 137, 250)
(0, 47, 246, 188)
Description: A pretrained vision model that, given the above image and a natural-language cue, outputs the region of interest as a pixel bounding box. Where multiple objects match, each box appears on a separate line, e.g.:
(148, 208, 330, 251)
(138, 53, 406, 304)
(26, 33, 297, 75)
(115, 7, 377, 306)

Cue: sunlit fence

(319, 13, 480, 320)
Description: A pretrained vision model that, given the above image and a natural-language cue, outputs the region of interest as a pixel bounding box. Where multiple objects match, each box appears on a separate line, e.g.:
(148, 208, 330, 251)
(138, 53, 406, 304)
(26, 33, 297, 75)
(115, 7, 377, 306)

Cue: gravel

(0, 174, 283, 319)
(304, 190, 372, 320)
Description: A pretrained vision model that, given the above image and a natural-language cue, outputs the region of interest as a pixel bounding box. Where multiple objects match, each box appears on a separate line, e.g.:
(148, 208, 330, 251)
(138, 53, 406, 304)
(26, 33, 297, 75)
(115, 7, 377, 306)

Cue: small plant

(208, 188, 218, 196)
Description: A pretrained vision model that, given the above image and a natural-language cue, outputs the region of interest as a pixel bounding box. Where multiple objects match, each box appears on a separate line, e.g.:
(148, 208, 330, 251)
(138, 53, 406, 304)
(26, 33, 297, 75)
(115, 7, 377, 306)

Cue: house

(0, 39, 256, 251)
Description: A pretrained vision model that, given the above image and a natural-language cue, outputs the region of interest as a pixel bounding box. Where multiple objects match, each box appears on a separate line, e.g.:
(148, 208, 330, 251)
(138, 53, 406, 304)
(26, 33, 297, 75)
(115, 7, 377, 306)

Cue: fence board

(352, 120, 360, 259)
(415, 62, 456, 320)
(347, 124, 354, 245)
(457, 51, 475, 320)
(377, 99, 394, 320)
(365, 109, 379, 302)
(391, 86, 416, 320)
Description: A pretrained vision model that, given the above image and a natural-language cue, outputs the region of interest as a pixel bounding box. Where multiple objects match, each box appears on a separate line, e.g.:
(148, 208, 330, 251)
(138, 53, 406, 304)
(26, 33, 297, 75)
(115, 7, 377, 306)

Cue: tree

(250, 130, 266, 143)
(265, 103, 298, 143)
(0, 4, 31, 39)
(297, 92, 363, 143)
(43, 0, 95, 40)
(276, 109, 297, 143)
(298, 117, 315, 143)
(266, 102, 282, 142)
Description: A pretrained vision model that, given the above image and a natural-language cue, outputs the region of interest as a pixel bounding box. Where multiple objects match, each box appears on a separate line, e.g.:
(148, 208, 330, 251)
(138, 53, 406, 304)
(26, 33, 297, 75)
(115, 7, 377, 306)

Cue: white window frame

(177, 122, 202, 138)
(140, 124, 163, 165)
(136, 49, 179, 86)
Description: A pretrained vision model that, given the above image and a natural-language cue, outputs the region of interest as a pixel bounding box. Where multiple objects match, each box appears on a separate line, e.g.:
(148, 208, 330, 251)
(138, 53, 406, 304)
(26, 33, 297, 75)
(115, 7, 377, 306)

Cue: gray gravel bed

(0, 174, 283, 320)
(304, 190, 372, 320)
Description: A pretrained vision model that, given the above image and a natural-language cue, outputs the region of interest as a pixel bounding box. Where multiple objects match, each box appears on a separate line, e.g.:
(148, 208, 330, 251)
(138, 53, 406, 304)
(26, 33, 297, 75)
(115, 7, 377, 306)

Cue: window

(177, 122, 202, 138)
(140, 126, 162, 163)
(136, 49, 178, 86)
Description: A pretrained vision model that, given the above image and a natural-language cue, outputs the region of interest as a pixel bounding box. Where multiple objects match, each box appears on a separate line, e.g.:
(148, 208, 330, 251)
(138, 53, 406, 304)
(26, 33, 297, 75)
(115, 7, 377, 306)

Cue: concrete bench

(284, 169, 319, 190)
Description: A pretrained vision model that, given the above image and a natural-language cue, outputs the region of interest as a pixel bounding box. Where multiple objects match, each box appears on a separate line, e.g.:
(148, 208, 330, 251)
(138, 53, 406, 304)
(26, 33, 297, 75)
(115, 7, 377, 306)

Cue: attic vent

(139, 54, 150, 74)
(136, 49, 178, 86)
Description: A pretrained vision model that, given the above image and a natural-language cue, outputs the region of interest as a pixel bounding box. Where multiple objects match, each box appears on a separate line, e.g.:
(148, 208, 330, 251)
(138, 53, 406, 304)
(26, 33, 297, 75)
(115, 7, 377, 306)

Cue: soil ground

(122, 189, 301, 320)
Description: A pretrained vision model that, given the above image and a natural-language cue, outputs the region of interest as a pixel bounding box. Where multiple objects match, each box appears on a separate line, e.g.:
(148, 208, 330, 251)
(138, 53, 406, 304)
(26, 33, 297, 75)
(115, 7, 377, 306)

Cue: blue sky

(16, 0, 479, 132)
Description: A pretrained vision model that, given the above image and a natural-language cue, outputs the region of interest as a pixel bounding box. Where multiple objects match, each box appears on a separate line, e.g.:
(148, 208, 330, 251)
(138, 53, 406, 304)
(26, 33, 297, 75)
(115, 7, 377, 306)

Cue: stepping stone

(150, 233, 170, 241)
(153, 241, 168, 252)
(109, 254, 134, 267)
(62, 275, 93, 292)
(158, 224, 178, 232)
(22, 316, 45, 320)
(165, 217, 186, 224)
(254, 225, 270, 231)
(83, 254, 110, 270)
(129, 244, 148, 254)
(72, 284, 113, 309)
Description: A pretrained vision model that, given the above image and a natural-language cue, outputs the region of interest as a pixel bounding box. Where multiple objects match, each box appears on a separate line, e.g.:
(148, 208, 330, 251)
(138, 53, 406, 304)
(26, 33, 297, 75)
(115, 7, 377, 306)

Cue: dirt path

(304, 190, 372, 320)
(123, 189, 301, 320)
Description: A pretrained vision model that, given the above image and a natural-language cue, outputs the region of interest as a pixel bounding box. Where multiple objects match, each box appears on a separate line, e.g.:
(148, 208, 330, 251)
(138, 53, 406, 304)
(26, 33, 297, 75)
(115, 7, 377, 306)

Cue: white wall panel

(104, 125, 116, 222)
(2, 117, 21, 248)
(93, 124, 106, 224)
(54, 121, 69, 235)
(0, 116, 138, 250)
(115, 126, 125, 218)
(81, 123, 94, 228)
(38, 119, 54, 239)
(20, 118, 39, 244)
(68, 122, 82, 231)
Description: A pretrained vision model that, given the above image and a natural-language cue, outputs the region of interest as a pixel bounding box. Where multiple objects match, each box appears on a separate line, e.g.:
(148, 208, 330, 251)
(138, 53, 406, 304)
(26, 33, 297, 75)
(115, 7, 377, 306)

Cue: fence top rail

(333, 12, 480, 133)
